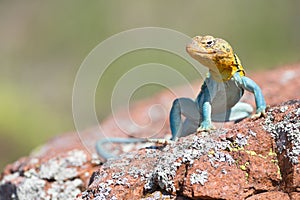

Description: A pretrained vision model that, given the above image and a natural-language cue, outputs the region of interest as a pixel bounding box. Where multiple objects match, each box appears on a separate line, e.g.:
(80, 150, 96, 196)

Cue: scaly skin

(186, 35, 266, 119)
(186, 35, 245, 82)
(96, 35, 267, 159)
(170, 35, 266, 139)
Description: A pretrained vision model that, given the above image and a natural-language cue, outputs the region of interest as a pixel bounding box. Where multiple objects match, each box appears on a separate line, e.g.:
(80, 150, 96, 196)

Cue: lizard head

(186, 35, 234, 71)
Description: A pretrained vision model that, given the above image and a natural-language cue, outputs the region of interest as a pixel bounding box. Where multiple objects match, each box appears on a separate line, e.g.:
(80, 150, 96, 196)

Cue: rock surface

(0, 64, 299, 200)
(77, 100, 299, 200)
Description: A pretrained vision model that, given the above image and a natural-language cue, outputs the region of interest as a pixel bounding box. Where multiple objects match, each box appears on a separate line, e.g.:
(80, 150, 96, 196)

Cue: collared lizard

(96, 35, 266, 159)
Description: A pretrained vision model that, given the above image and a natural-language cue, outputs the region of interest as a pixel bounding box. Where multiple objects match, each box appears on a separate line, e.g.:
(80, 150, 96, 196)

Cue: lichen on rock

(264, 100, 300, 164)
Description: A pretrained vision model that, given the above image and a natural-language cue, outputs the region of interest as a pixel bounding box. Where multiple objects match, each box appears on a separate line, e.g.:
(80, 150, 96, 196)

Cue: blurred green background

(0, 1, 299, 171)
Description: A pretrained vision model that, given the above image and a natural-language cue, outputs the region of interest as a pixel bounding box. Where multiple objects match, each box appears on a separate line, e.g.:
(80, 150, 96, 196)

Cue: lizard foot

(197, 121, 216, 133)
(251, 112, 265, 119)
(251, 107, 268, 119)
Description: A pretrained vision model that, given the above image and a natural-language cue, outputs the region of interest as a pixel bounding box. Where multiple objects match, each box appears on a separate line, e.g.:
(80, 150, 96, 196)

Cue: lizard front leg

(196, 82, 216, 132)
(197, 101, 216, 132)
(235, 73, 266, 118)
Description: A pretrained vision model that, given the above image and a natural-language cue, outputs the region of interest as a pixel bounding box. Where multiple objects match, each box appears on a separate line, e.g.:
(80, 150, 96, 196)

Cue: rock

(264, 100, 300, 193)
(77, 100, 299, 200)
(0, 64, 300, 200)
(245, 191, 290, 200)
(0, 149, 100, 200)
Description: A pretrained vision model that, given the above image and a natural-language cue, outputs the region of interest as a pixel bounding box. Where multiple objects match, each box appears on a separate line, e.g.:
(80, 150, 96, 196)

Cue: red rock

(245, 191, 290, 200)
(77, 100, 298, 200)
(1, 64, 300, 199)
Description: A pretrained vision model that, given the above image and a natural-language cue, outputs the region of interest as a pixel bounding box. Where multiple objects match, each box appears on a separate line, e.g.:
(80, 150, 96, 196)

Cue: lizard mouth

(186, 47, 216, 55)
(194, 50, 216, 54)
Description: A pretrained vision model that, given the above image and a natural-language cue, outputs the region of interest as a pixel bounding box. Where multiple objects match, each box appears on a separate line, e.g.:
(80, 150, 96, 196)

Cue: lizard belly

(209, 78, 244, 115)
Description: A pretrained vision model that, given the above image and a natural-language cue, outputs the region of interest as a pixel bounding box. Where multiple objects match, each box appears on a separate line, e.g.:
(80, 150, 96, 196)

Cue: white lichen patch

(39, 150, 87, 181)
(140, 191, 172, 200)
(190, 170, 209, 186)
(144, 132, 237, 193)
(47, 178, 83, 200)
(235, 133, 248, 147)
(128, 166, 146, 179)
(248, 129, 257, 137)
(115, 177, 129, 186)
(221, 169, 227, 174)
(208, 151, 235, 168)
(1, 150, 88, 200)
(39, 163, 78, 181)
(17, 176, 47, 200)
(0, 172, 20, 184)
(280, 105, 289, 113)
(264, 102, 300, 164)
(91, 153, 102, 165)
(65, 150, 87, 166)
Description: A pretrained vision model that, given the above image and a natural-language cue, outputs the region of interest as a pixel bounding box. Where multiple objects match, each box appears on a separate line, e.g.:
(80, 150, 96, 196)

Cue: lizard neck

(210, 54, 245, 82)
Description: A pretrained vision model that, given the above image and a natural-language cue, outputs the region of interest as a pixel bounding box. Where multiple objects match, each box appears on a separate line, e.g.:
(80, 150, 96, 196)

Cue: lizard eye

(206, 40, 215, 47)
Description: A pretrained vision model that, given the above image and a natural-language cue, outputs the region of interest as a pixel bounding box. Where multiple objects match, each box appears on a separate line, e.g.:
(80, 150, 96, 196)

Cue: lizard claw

(197, 121, 216, 133)
(251, 108, 267, 119)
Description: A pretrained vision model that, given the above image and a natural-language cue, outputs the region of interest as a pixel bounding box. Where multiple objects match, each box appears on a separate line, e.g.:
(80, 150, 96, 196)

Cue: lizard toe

(197, 122, 216, 133)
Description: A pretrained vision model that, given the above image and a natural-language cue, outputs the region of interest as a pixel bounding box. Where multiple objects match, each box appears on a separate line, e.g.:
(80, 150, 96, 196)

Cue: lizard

(96, 35, 266, 159)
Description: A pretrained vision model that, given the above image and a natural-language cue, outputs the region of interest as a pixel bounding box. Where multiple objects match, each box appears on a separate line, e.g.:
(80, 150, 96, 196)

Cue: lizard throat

(210, 54, 245, 82)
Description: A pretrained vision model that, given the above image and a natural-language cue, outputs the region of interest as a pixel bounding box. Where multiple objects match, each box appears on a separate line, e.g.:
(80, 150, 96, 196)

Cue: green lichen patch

(240, 162, 250, 171)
